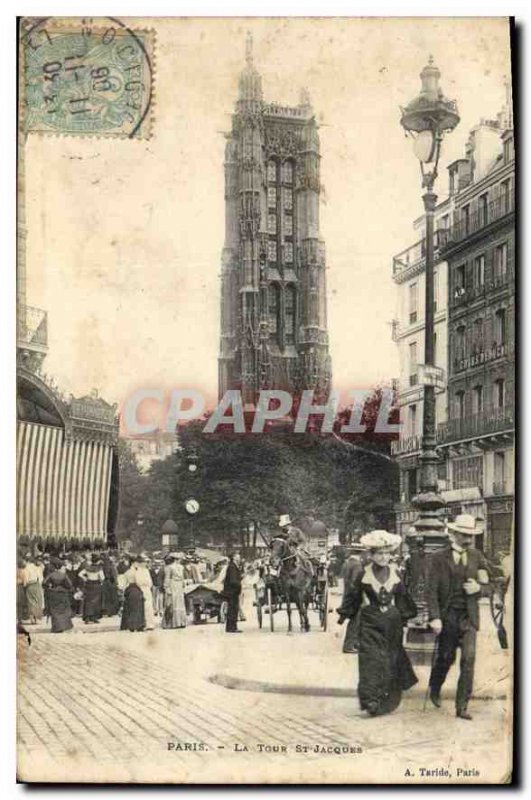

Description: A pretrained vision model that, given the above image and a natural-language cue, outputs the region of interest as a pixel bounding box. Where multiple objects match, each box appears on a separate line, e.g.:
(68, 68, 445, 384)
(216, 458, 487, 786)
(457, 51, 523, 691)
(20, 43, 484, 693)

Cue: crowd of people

(16, 549, 232, 635)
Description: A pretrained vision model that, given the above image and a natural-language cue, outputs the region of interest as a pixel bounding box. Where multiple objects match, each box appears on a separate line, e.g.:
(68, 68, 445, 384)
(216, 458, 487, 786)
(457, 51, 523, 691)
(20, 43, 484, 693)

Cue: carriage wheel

(319, 581, 329, 631)
(267, 587, 275, 632)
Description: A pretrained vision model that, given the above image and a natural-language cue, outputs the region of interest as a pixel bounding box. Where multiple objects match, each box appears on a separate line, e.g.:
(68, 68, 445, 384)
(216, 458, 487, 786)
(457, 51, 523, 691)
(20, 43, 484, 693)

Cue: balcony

(492, 481, 507, 495)
(444, 189, 515, 246)
(392, 229, 447, 279)
(391, 433, 423, 456)
(438, 404, 514, 445)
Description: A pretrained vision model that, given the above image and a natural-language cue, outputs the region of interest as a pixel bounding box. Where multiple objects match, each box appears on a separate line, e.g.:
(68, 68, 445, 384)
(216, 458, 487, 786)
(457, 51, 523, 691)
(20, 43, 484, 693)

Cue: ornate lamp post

(399, 58, 460, 658)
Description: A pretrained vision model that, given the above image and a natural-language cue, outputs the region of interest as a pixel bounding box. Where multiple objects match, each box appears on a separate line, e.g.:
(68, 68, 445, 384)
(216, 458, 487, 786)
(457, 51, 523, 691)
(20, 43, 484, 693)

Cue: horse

(269, 536, 313, 632)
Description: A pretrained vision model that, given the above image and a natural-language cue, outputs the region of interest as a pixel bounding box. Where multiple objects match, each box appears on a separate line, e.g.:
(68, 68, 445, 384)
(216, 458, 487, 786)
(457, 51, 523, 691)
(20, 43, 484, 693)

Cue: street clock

(185, 498, 200, 515)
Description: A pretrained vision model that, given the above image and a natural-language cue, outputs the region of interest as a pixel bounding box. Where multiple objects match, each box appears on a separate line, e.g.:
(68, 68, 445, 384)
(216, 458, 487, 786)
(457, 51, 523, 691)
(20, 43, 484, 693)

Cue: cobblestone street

(18, 594, 512, 784)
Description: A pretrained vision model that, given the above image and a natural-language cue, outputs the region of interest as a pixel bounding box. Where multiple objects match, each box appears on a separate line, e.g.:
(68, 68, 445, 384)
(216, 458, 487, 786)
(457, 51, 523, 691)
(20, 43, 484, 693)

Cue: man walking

(427, 514, 490, 720)
(223, 552, 243, 633)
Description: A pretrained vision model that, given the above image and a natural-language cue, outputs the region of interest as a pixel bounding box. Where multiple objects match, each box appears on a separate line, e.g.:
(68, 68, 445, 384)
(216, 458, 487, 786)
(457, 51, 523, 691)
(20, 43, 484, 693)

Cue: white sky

(23, 17, 511, 410)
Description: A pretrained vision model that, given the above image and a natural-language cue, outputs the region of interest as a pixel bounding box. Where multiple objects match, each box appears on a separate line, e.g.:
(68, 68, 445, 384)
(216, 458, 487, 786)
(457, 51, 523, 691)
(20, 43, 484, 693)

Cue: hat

(359, 530, 402, 551)
(447, 514, 483, 536)
(279, 514, 292, 528)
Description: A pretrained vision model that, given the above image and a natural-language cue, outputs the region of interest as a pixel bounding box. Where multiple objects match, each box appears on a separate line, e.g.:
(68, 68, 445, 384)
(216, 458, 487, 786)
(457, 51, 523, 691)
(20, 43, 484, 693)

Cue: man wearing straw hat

(426, 514, 490, 720)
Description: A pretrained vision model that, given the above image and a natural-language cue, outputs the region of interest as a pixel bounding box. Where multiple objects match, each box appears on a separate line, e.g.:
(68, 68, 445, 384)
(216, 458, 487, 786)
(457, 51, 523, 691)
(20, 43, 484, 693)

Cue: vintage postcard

(16, 16, 514, 784)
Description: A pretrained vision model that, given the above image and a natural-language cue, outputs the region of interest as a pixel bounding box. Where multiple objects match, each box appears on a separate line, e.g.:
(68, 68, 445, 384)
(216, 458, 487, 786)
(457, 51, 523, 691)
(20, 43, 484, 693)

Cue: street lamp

(399, 58, 460, 656)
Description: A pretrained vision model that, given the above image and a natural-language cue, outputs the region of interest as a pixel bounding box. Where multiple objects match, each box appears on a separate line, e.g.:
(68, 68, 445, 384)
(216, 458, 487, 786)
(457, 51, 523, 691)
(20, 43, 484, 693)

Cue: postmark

(20, 17, 154, 139)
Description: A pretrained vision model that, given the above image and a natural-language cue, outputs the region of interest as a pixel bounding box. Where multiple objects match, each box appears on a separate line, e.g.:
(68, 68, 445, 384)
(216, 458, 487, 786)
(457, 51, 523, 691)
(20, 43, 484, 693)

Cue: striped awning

(17, 421, 113, 541)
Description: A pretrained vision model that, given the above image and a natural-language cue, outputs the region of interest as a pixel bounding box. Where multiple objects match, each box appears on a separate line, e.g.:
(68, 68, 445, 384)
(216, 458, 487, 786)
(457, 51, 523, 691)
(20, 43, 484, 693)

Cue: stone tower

(218, 34, 332, 407)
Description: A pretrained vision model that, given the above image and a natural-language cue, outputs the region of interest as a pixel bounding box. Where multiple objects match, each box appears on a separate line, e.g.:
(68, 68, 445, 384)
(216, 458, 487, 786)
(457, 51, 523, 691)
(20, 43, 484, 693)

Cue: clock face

(185, 498, 200, 515)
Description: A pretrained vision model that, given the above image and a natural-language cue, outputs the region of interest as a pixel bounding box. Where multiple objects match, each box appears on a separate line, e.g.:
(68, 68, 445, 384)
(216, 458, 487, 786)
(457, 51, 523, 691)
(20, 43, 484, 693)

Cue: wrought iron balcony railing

(492, 481, 507, 496)
(391, 433, 423, 456)
(392, 229, 447, 277)
(444, 189, 515, 246)
(438, 403, 514, 444)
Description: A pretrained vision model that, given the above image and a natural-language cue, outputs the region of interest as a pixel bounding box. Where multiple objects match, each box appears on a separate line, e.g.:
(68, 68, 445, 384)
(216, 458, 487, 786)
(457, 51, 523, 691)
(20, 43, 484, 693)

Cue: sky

(23, 16, 512, 411)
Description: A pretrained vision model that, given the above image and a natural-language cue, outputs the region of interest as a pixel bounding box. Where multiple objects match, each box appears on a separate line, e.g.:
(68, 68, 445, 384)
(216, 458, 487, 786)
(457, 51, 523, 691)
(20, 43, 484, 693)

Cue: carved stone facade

(218, 36, 332, 406)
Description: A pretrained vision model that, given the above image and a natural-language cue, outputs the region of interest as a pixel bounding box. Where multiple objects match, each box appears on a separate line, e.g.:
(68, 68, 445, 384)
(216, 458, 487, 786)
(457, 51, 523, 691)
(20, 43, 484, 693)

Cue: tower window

(285, 243, 293, 263)
(268, 284, 280, 336)
(285, 286, 296, 343)
(267, 160, 277, 183)
(284, 191, 293, 212)
(284, 216, 293, 236)
(281, 161, 293, 184)
(268, 213, 277, 234)
(267, 186, 277, 208)
(268, 240, 277, 262)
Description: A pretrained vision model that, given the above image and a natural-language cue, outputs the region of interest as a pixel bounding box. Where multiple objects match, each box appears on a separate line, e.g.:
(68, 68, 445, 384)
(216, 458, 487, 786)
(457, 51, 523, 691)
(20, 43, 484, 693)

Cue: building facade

(391, 84, 515, 558)
(123, 430, 179, 473)
(218, 35, 332, 406)
(438, 106, 515, 559)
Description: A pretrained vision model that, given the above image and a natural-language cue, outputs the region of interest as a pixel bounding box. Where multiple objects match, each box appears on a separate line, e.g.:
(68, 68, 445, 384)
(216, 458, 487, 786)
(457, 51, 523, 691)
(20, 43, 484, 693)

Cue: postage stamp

(20, 17, 154, 139)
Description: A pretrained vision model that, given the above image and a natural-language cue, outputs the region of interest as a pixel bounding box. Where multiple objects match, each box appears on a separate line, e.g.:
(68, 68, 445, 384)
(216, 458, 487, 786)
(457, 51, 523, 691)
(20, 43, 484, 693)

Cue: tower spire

(246, 31, 253, 68)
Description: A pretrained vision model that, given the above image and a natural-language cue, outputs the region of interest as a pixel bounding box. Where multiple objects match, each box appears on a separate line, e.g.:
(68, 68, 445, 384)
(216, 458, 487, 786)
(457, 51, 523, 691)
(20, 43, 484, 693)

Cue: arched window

(267, 160, 277, 183)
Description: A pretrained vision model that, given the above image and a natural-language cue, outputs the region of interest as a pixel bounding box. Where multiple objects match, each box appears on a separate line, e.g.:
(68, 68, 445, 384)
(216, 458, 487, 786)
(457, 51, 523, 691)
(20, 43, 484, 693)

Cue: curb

(209, 672, 508, 701)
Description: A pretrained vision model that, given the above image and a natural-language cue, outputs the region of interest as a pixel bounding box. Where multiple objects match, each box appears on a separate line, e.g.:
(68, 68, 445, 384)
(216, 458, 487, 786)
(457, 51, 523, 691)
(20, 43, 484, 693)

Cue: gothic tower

(218, 34, 332, 407)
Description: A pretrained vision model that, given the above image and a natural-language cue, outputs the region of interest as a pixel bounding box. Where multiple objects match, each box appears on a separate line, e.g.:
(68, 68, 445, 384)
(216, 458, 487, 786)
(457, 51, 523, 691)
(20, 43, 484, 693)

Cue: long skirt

(102, 579, 120, 616)
(162, 582, 187, 629)
(25, 583, 44, 622)
(357, 605, 417, 716)
(47, 588, 73, 633)
(83, 581, 103, 622)
(17, 584, 28, 622)
(121, 584, 145, 631)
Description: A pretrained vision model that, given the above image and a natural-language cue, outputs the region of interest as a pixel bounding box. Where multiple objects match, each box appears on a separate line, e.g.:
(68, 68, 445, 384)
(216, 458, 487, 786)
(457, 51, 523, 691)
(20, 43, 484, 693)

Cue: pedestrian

(162, 554, 187, 629)
(223, 552, 243, 633)
(121, 556, 145, 632)
(127, 555, 155, 630)
(337, 530, 418, 717)
(78, 555, 104, 624)
(150, 558, 165, 617)
(101, 553, 120, 616)
(339, 549, 366, 653)
(22, 556, 44, 624)
(427, 514, 490, 720)
(43, 558, 74, 633)
(17, 555, 29, 623)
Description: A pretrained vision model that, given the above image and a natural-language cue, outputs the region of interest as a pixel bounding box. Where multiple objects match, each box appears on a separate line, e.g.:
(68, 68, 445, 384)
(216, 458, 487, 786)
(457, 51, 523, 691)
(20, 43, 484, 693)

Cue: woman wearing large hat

(337, 530, 418, 717)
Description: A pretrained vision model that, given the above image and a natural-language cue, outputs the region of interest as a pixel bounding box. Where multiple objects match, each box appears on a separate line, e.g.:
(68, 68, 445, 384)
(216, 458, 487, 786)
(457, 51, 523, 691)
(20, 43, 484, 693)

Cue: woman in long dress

(78, 558, 104, 624)
(23, 557, 44, 624)
(101, 555, 120, 616)
(337, 530, 418, 717)
(43, 560, 74, 633)
(122, 556, 155, 630)
(121, 560, 145, 632)
(17, 556, 29, 622)
(162, 555, 187, 629)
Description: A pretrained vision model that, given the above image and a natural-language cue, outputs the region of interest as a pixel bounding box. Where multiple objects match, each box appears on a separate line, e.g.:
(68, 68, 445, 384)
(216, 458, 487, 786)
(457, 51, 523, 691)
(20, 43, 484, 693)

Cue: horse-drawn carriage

(253, 518, 330, 632)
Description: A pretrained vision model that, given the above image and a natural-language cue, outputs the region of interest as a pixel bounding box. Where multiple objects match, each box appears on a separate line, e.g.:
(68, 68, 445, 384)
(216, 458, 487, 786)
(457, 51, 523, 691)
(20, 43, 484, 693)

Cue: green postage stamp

(21, 17, 154, 139)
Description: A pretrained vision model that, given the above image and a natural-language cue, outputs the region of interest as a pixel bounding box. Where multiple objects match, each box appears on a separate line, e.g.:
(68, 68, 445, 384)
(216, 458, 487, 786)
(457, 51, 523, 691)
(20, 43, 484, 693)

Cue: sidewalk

(211, 601, 510, 701)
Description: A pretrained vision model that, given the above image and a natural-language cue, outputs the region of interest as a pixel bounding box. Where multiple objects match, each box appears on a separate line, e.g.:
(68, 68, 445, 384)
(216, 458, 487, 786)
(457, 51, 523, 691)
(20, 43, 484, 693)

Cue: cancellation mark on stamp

(21, 17, 154, 139)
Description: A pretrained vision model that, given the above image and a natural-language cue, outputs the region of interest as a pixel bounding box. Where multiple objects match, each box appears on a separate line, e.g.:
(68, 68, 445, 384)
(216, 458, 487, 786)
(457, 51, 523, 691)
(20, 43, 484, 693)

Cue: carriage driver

(278, 514, 308, 551)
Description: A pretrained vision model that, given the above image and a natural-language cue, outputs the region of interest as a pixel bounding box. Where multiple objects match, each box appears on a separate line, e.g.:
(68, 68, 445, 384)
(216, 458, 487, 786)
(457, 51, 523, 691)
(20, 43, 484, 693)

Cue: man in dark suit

(223, 552, 243, 633)
(427, 514, 490, 720)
